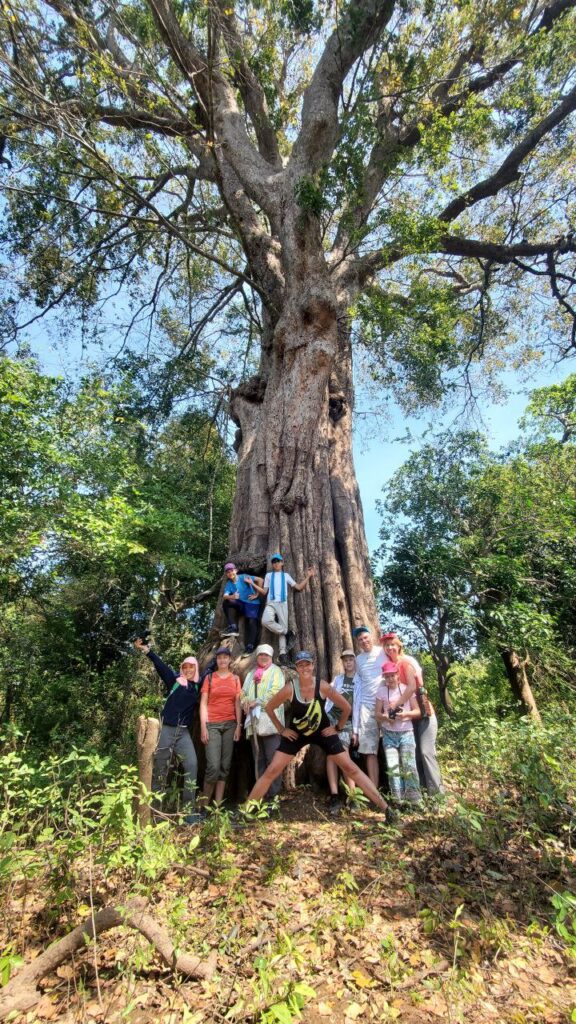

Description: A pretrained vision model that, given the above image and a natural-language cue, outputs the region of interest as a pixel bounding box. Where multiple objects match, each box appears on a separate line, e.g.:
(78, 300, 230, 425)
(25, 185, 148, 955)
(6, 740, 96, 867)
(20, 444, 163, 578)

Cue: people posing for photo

(375, 661, 422, 807)
(221, 562, 263, 652)
(324, 648, 362, 814)
(199, 646, 242, 809)
(240, 643, 286, 802)
(134, 637, 202, 824)
(243, 650, 390, 819)
(254, 554, 314, 666)
(381, 632, 444, 797)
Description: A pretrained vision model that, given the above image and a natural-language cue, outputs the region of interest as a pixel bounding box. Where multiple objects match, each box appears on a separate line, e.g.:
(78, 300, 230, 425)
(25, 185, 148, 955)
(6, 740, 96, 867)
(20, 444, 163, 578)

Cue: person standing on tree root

(199, 647, 242, 809)
(352, 626, 385, 791)
(381, 632, 444, 798)
(134, 638, 201, 824)
(221, 563, 263, 652)
(324, 649, 361, 815)
(243, 651, 390, 818)
(255, 554, 314, 667)
(240, 644, 286, 802)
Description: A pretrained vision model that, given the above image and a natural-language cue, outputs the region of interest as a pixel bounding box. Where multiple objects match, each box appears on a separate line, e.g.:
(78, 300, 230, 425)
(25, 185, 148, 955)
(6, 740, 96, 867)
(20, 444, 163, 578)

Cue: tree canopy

(1, 0, 575, 393)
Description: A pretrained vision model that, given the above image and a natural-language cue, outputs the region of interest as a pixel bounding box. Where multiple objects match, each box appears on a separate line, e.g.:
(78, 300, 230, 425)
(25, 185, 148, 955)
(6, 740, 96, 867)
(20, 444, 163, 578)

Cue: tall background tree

(376, 376, 576, 720)
(1, 0, 576, 676)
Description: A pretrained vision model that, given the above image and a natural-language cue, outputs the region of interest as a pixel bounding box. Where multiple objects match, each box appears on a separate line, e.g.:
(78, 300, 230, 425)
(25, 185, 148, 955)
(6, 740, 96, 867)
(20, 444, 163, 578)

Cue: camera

(388, 705, 403, 720)
(133, 628, 151, 644)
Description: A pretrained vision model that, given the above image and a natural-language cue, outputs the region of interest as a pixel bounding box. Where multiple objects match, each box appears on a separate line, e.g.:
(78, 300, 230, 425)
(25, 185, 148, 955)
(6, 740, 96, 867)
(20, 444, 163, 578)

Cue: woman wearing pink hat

(375, 661, 422, 806)
(134, 637, 201, 823)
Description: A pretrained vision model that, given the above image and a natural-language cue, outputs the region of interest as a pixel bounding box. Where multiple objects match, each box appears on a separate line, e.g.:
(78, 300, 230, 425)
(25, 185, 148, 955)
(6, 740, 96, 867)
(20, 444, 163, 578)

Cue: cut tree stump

(0, 897, 218, 1020)
(136, 715, 160, 826)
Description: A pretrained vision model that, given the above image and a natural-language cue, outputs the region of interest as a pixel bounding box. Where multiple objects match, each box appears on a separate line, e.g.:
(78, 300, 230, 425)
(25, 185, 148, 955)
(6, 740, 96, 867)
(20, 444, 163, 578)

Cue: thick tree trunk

(229, 308, 378, 681)
(501, 650, 542, 723)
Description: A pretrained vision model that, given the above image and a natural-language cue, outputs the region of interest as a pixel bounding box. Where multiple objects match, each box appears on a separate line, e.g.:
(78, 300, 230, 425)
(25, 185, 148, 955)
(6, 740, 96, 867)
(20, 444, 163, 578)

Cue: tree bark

(229, 309, 378, 681)
(0, 897, 217, 1019)
(135, 715, 160, 826)
(501, 650, 542, 723)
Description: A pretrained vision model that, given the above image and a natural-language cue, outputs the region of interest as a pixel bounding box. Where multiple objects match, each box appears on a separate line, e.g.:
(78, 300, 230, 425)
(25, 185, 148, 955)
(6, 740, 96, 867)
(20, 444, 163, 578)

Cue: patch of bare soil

(1, 787, 575, 1023)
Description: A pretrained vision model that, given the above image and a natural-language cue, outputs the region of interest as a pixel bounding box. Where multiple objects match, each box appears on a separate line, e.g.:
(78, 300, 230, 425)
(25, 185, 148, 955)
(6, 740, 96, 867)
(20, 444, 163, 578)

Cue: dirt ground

(2, 785, 575, 1024)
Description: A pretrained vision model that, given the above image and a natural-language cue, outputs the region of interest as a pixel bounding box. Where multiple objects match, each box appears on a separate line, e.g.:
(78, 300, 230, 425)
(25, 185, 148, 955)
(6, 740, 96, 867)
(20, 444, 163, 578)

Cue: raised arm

(291, 567, 315, 592)
(134, 639, 176, 693)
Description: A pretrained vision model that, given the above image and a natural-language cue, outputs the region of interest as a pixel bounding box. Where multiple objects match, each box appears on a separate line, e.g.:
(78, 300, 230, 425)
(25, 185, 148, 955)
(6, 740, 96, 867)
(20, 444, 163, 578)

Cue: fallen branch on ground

(0, 897, 217, 1019)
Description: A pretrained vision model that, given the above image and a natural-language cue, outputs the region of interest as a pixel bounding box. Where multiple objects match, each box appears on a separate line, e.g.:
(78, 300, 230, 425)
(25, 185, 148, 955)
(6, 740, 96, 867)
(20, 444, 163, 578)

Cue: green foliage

(0, 354, 235, 750)
(550, 892, 576, 957)
(0, 742, 181, 908)
(376, 378, 576, 702)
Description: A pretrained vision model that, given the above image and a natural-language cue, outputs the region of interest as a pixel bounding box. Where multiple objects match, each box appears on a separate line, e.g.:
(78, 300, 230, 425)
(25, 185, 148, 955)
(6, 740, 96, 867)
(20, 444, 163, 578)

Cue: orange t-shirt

(201, 672, 241, 722)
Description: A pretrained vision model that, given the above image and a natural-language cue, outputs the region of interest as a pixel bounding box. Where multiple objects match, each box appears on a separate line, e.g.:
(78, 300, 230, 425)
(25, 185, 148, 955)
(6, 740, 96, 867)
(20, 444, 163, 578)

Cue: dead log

(0, 897, 217, 1020)
(136, 715, 161, 826)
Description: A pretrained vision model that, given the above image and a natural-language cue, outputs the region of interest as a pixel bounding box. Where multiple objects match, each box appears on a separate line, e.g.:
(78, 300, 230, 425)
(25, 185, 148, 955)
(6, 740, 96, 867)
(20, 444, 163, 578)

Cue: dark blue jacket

(147, 650, 199, 728)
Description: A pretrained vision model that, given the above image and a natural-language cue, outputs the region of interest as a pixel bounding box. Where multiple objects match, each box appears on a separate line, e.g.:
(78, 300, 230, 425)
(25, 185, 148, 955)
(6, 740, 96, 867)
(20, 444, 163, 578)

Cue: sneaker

(245, 644, 255, 653)
(221, 625, 239, 636)
(285, 629, 297, 652)
(327, 793, 342, 816)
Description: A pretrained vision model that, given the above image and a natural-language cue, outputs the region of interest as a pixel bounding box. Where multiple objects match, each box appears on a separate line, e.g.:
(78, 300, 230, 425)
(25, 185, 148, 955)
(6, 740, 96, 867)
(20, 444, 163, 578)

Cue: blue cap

(215, 646, 232, 656)
(270, 552, 283, 562)
(352, 625, 370, 638)
(295, 650, 314, 663)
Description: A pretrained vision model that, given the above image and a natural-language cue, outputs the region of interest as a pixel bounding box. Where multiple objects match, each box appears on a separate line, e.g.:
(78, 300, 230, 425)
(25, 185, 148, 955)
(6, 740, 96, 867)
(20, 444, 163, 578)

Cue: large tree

(1, 0, 575, 676)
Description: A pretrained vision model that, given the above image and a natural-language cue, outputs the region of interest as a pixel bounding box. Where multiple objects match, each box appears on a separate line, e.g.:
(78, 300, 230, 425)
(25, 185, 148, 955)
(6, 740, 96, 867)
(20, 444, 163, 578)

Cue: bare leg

(214, 780, 226, 804)
(365, 752, 379, 789)
(199, 781, 216, 808)
(245, 751, 293, 803)
(332, 752, 387, 811)
(344, 774, 356, 792)
(326, 757, 339, 796)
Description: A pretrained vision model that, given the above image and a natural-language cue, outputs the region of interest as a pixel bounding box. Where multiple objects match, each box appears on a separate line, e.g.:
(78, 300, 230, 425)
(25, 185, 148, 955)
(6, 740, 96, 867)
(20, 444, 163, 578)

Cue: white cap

(256, 643, 274, 657)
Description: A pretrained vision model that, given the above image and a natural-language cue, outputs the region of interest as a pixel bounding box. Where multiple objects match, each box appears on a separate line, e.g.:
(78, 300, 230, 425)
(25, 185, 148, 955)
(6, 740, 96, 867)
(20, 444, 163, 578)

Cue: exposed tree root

(0, 897, 217, 1019)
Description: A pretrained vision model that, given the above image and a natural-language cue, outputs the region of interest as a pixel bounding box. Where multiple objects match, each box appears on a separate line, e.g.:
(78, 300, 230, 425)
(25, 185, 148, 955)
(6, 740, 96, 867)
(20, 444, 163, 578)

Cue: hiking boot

(327, 793, 342, 816)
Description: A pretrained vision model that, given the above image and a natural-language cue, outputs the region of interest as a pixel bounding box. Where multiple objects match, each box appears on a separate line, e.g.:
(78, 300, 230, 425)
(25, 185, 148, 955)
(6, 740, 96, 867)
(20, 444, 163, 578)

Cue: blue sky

(25, 314, 576, 558)
(354, 360, 576, 554)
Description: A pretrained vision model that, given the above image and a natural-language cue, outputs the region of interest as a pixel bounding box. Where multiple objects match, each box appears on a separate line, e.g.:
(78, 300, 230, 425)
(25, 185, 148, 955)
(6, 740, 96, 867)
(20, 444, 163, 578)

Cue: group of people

(134, 558, 444, 825)
(221, 555, 314, 664)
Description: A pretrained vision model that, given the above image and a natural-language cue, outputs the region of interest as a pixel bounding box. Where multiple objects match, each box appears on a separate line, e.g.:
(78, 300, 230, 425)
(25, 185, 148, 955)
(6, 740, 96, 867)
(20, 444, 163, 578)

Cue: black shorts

(278, 728, 345, 757)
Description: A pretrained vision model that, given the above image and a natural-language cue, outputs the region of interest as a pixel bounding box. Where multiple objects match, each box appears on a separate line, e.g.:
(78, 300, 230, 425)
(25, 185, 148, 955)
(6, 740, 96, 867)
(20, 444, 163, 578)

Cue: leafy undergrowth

(1, 770, 575, 1024)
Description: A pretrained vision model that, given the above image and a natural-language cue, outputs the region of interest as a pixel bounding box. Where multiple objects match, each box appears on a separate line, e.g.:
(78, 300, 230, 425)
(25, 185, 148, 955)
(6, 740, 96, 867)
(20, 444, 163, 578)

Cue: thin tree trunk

(135, 715, 160, 826)
(501, 650, 542, 723)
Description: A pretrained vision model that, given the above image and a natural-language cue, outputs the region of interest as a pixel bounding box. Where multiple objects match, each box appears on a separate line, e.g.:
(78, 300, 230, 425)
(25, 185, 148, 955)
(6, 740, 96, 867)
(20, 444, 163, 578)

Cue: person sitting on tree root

(254, 554, 314, 667)
(134, 637, 202, 825)
(242, 650, 390, 819)
(221, 563, 263, 652)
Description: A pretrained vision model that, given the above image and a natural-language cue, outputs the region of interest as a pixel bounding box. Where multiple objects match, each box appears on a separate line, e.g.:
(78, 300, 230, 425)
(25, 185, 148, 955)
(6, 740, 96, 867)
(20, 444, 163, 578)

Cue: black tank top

(290, 677, 331, 736)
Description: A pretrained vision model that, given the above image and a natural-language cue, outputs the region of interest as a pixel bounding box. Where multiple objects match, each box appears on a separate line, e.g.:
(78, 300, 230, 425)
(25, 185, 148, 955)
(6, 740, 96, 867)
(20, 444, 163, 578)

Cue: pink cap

(382, 661, 398, 675)
(224, 562, 236, 571)
(180, 656, 199, 682)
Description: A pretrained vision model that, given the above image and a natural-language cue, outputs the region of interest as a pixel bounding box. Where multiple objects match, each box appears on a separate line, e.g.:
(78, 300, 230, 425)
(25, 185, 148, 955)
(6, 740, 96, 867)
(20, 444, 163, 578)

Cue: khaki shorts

(357, 704, 380, 755)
